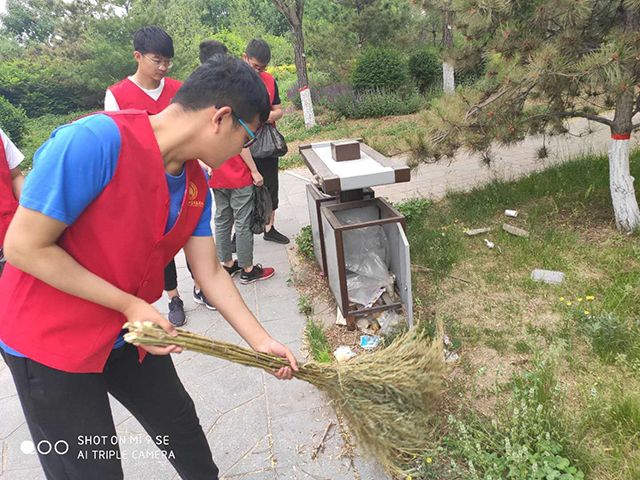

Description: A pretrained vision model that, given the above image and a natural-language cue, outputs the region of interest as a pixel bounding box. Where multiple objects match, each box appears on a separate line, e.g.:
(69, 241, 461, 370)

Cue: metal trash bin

(300, 139, 413, 330)
(320, 198, 413, 329)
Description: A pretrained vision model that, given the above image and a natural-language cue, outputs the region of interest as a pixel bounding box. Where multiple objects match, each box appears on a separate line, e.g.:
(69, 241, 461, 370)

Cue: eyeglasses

(247, 59, 267, 73)
(232, 113, 258, 148)
(142, 54, 173, 70)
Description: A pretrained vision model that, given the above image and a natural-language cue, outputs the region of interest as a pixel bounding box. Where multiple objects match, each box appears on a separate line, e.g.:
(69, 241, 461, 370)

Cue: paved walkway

(1, 116, 637, 479)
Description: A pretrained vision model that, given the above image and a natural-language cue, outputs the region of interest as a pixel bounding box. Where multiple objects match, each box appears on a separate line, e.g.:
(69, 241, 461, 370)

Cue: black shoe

(193, 287, 216, 311)
(240, 264, 275, 285)
(264, 226, 290, 244)
(223, 260, 242, 277)
(231, 233, 237, 253)
(168, 296, 186, 327)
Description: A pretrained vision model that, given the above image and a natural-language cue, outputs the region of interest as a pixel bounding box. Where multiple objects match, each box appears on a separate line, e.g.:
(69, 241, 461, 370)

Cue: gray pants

(213, 185, 254, 268)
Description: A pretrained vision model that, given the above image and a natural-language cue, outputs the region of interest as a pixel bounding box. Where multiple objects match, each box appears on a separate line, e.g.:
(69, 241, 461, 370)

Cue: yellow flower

(559, 297, 565, 301)
(584, 310, 590, 315)
(566, 301, 573, 306)
(426, 457, 433, 464)
(586, 295, 595, 301)
(577, 298, 583, 302)
(406, 476, 413, 480)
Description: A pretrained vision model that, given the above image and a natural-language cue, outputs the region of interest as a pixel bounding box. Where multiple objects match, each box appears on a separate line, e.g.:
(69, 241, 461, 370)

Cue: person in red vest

(105, 26, 188, 327)
(200, 41, 276, 285)
(242, 39, 289, 244)
(0, 55, 297, 480)
(0, 127, 24, 277)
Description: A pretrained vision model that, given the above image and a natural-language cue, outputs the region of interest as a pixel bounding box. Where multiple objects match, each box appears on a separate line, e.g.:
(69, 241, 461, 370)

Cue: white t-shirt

(0, 128, 24, 170)
(104, 77, 166, 111)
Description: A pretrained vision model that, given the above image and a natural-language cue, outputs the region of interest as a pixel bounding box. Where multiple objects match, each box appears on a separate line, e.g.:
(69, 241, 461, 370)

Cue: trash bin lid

(299, 139, 410, 194)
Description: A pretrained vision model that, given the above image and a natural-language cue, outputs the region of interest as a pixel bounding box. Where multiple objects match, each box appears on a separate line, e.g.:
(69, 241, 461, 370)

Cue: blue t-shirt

(0, 114, 212, 357)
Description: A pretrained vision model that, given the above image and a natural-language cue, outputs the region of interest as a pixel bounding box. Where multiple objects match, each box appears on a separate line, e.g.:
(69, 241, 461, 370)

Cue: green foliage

(297, 295, 314, 317)
(408, 49, 441, 93)
(394, 197, 431, 225)
(575, 312, 640, 364)
(332, 89, 423, 119)
(0, 96, 28, 147)
(305, 319, 332, 363)
(442, 358, 585, 479)
(295, 225, 315, 261)
(351, 48, 409, 92)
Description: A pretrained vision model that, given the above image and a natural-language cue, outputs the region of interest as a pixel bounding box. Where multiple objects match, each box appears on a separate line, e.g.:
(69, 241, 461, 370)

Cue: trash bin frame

(320, 197, 407, 327)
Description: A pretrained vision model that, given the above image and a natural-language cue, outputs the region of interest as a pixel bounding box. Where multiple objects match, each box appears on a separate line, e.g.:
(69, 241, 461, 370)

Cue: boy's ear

(133, 51, 143, 62)
(210, 106, 232, 133)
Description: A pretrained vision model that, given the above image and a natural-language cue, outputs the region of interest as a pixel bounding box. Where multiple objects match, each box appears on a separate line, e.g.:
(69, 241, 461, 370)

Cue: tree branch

(527, 110, 613, 126)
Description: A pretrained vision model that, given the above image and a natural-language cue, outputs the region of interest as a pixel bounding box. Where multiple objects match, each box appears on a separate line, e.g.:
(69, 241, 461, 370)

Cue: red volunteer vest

(108, 77, 182, 114)
(0, 111, 208, 373)
(0, 136, 18, 246)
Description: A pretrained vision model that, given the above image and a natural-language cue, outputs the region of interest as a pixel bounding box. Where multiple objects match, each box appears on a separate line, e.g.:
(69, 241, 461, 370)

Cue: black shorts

(255, 156, 279, 210)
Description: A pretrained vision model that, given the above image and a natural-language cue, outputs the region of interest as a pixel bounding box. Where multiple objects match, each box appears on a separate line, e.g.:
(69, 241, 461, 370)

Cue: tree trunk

(442, 5, 455, 94)
(291, 22, 316, 128)
(608, 91, 640, 233)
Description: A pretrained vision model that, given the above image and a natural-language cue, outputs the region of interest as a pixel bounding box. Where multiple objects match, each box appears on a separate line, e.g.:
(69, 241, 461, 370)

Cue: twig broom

(124, 321, 444, 475)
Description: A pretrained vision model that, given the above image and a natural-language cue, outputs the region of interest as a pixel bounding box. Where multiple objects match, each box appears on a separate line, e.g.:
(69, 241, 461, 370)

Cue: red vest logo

(187, 182, 204, 208)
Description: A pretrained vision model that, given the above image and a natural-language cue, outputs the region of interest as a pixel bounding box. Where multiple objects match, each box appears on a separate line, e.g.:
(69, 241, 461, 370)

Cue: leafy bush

(394, 198, 431, 225)
(351, 48, 409, 93)
(331, 88, 423, 119)
(408, 49, 440, 93)
(0, 96, 28, 147)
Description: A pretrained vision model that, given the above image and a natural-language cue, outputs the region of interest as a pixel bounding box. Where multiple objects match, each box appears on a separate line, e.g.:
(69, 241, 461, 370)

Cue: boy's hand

(251, 170, 264, 187)
(122, 297, 183, 355)
(254, 337, 299, 380)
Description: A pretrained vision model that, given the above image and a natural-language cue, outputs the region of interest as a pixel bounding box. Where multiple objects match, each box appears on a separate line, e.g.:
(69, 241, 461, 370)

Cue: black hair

(173, 54, 270, 125)
(245, 39, 271, 65)
(133, 26, 174, 58)
(199, 40, 229, 64)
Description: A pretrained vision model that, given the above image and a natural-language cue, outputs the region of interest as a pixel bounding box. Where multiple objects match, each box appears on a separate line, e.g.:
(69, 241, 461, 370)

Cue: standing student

(0, 128, 24, 276)
(105, 25, 187, 327)
(199, 43, 276, 286)
(0, 54, 297, 480)
(242, 39, 289, 244)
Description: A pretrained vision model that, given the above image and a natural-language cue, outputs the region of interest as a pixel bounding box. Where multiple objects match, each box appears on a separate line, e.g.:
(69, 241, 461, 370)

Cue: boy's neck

(130, 70, 162, 91)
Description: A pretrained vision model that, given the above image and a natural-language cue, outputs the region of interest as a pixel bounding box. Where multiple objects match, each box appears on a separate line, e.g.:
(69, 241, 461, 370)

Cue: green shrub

(295, 225, 315, 261)
(408, 49, 441, 93)
(0, 96, 28, 147)
(351, 48, 409, 93)
(394, 197, 431, 225)
(331, 88, 422, 119)
(305, 319, 332, 363)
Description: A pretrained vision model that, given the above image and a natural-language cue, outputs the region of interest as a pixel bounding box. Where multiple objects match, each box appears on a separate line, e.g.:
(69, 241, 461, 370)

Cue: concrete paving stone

(1, 467, 46, 480)
(263, 375, 327, 419)
(109, 395, 134, 428)
(261, 315, 306, 346)
(188, 363, 264, 415)
(257, 298, 303, 324)
(207, 394, 269, 473)
(0, 365, 18, 401)
(219, 434, 273, 478)
(3, 423, 41, 472)
(0, 395, 25, 440)
(269, 406, 351, 475)
(352, 452, 392, 480)
(223, 468, 277, 480)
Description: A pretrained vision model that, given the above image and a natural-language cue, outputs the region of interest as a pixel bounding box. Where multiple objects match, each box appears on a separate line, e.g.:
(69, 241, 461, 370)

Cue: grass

(304, 318, 332, 363)
(403, 150, 640, 479)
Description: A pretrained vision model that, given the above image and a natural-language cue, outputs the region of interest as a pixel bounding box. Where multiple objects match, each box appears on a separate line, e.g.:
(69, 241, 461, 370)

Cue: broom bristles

(124, 321, 444, 475)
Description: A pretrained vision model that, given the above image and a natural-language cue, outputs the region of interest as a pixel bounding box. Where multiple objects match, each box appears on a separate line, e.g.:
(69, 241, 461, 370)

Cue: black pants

(255, 156, 279, 211)
(2, 345, 218, 480)
(164, 259, 178, 292)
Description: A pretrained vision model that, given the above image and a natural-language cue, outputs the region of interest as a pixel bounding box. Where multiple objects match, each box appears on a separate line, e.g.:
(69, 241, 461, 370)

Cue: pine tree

(411, 0, 640, 232)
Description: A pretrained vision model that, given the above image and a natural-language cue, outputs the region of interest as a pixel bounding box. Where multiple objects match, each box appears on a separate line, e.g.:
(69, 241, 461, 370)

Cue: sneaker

(231, 233, 237, 253)
(223, 260, 242, 277)
(240, 264, 275, 285)
(193, 287, 217, 311)
(168, 296, 186, 327)
(264, 226, 290, 244)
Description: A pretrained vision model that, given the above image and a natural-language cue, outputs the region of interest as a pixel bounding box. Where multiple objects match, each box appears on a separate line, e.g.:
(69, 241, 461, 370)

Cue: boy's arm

(267, 104, 283, 124)
(184, 235, 298, 379)
(104, 89, 120, 111)
(10, 166, 24, 199)
(239, 148, 263, 186)
(4, 206, 181, 355)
